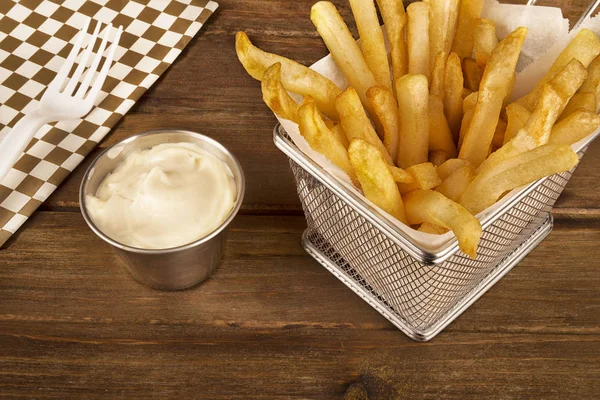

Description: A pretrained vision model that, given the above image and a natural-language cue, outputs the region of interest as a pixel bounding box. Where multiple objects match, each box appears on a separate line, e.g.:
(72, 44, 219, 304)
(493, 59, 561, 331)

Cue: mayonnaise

(86, 142, 236, 249)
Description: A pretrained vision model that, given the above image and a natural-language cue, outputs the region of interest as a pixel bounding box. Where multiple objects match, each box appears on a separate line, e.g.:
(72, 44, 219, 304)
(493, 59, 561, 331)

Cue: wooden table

(1, 1, 599, 398)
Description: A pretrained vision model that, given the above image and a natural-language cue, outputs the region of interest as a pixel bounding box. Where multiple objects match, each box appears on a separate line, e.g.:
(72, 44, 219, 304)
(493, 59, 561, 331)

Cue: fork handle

(0, 111, 51, 184)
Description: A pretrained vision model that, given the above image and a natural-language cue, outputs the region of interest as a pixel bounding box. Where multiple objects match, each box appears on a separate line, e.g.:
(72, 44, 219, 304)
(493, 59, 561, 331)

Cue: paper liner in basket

(276, 1, 600, 253)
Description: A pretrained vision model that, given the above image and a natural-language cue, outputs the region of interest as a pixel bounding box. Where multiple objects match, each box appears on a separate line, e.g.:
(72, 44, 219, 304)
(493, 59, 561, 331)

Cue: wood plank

(0, 213, 598, 398)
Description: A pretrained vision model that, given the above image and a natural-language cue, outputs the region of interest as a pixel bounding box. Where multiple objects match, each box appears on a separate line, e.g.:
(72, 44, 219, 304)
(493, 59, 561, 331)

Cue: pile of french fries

(236, 0, 600, 258)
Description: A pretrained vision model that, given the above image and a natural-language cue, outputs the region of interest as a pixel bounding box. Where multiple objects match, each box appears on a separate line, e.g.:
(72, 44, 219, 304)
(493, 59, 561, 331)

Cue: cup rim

(79, 129, 245, 254)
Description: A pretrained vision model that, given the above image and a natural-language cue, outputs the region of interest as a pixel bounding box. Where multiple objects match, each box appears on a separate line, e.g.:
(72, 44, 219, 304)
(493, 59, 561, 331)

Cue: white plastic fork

(0, 18, 122, 183)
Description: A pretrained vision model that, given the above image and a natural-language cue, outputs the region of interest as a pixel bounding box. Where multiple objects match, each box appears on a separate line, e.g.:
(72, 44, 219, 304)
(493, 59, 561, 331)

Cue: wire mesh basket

(271, 0, 600, 341)
(275, 124, 597, 341)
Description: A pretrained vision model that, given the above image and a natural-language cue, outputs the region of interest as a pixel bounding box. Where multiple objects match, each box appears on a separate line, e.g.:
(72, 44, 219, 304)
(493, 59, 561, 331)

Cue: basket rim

(273, 123, 600, 264)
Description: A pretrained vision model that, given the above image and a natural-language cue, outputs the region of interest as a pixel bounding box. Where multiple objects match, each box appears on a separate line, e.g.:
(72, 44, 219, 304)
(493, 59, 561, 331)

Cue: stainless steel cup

(80, 130, 245, 290)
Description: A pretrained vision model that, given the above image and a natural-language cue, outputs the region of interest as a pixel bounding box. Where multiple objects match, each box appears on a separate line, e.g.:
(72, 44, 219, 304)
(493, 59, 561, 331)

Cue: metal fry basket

(272, 1, 600, 341)
(275, 123, 598, 341)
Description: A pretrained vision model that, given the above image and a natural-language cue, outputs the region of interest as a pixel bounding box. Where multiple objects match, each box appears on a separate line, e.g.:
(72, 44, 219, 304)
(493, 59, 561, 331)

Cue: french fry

(377, 0, 408, 93)
(559, 92, 597, 121)
(473, 18, 498, 70)
(261, 63, 299, 123)
(310, 2, 378, 114)
(478, 84, 563, 175)
(388, 165, 414, 183)
(458, 107, 474, 150)
(236, 32, 341, 119)
(458, 27, 527, 167)
(348, 139, 407, 223)
(396, 74, 430, 168)
(444, 53, 464, 138)
(424, 0, 461, 69)
(463, 91, 479, 113)
(437, 158, 472, 180)
(418, 222, 449, 234)
(460, 144, 579, 215)
(515, 29, 600, 111)
(451, 0, 485, 60)
(492, 118, 507, 151)
(330, 123, 349, 148)
(503, 102, 531, 145)
(429, 94, 458, 158)
(579, 54, 600, 112)
(463, 87, 473, 98)
(407, 2, 431, 79)
(404, 189, 482, 258)
(298, 102, 358, 185)
(430, 52, 447, 99)
(397, 163, 442, 194)
(300, 96, 336, 129)
(436, 163, 475, 202)
(367, 85, 400, 162)
(336, 87, 393, 164)
(462, 57, 482, 91)
(350, 0, 392, 91)
(480, 60, 587, 174)
(549, 110, 600, 145)
(430, 150, 449, 167)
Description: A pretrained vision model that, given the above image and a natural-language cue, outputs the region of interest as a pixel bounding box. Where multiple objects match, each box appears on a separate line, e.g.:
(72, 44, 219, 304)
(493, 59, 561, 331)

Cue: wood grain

(1, 0, 599, 398)
(0, 213, 598, 399)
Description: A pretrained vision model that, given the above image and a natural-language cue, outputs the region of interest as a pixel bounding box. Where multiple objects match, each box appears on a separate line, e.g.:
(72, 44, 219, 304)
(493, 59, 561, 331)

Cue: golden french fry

(462, 57, 482, 91)
(367, 85, 400, 162)
(437, 158, 472, 180)
(549, 110, 600, 145)
(336, 87, 393, 164)
(478, 84, 563, 175)
(388, 165, 414, 183)
(516, 29, 600, 111)
(579, 54, 600, 112)
(460, 144, 579, 215)
(396, 74, 430, 168)
(545, 59, 588, 110)
(430, 52, 447, 99)
(451, 0, 485, 59)
(429, 150, 449, 167)
(463, 91, 479, 113)
(377, 0, 408, 92)
(407, 2, 431, 79)
(463, 87, 473, 98)
(458, 27, 527, 167)
(330, 123, 349, 148)
(261, 63, 299, 123)
(404, 189, 482, 258)
(301, 96, 336, 129)
(424, 0, 461, 69)
(418, 222, 449, 234)
(458, 107, 474, 150)
(350, 0, 392, 91)
(298, 102, 358, 185)
(559, 92, 597, 121)
(492, 118, 507, 151)
(429, 94, 458, 158)
(436, 163, 475, 202)
(310, 2, 378, 113)
(473, 18, 498, 70)
(397, 163, 442, 194)
(444, 53, 464, 137)
(503, 102, 531, 145)
(236, 31, 340, 119)
(348, 139, 407, 223)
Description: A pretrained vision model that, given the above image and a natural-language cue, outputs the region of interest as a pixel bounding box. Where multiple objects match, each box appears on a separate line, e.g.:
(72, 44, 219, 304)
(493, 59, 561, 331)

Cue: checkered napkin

(0, 0, 218, 246)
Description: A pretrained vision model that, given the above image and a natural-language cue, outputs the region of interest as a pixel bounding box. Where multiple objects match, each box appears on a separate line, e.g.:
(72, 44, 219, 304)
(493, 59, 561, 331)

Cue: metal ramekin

(80, 130, 245, 290)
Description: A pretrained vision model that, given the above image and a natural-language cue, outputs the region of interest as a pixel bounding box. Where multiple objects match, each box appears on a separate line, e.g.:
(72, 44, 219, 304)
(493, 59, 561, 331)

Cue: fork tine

(49, 17, 90, 92)
(85, 25, 122, 102)
(75, 23, 111, 99)
(64, 20, 101, 96)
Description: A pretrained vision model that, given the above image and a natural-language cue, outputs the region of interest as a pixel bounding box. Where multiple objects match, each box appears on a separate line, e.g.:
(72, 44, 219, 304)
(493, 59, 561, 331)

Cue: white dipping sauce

(86, 142, 236, 249)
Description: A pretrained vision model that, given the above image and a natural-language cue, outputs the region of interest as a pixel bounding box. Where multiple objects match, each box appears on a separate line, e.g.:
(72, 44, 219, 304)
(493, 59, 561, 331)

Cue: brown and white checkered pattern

(0, 0, 218, 246)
